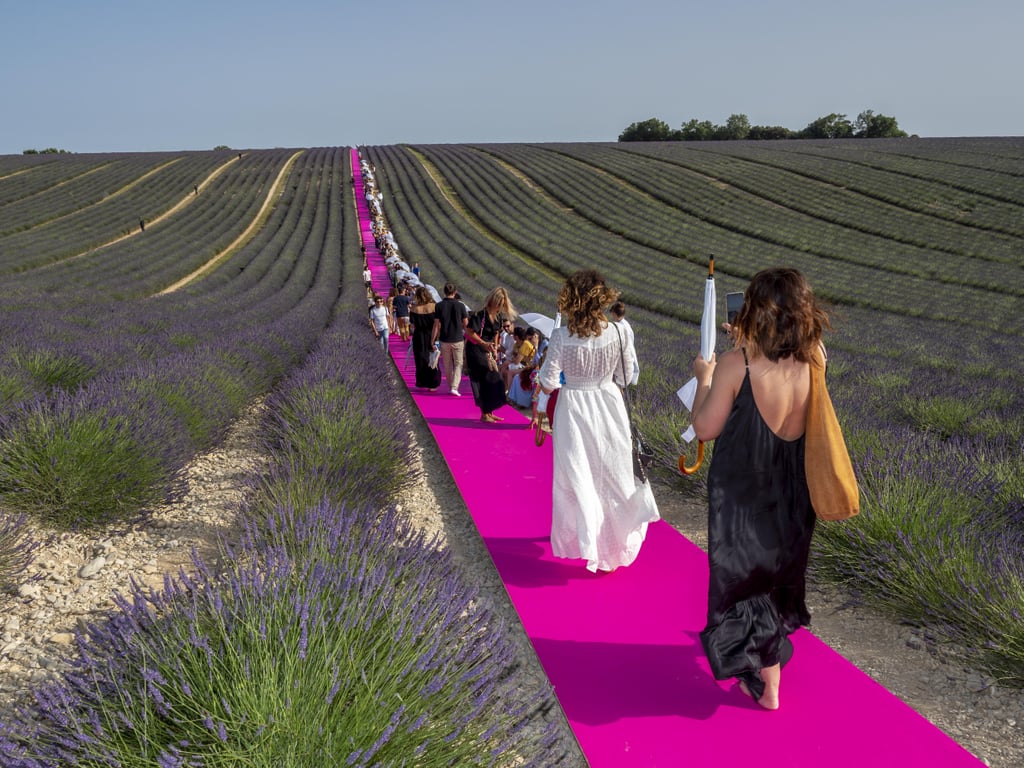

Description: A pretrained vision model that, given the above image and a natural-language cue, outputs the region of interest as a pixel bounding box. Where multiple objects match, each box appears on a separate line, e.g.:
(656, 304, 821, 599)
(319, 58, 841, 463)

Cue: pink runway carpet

(352, 151, 983, 767)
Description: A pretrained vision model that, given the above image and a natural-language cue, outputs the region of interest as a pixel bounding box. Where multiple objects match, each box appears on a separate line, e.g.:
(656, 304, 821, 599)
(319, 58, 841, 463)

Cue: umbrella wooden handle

(679, 441, 705, 475)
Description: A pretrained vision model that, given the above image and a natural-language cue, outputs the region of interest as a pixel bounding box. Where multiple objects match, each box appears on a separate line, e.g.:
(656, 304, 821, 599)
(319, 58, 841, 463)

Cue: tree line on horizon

(618, 110, 909, 142)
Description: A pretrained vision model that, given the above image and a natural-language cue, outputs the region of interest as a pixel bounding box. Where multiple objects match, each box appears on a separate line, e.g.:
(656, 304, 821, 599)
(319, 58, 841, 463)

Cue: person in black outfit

(465, 287, 517, 423)
(689, 267, 830, 710)
(410, 286, 442, 390)
(393, 285, 412, 342)
(431, 282, 469, 396)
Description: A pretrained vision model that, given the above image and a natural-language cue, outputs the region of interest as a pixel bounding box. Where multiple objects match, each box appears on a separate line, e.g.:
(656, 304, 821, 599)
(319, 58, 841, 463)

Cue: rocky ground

(1, 401, 1021, 766)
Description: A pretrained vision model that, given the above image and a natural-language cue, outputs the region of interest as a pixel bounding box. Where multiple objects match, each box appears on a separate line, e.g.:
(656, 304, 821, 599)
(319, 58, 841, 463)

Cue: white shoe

(449, 389, 461, 396)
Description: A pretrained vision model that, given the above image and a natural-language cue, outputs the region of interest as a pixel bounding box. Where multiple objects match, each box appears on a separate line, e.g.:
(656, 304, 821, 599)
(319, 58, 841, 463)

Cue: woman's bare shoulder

(716, 348, 747, 377)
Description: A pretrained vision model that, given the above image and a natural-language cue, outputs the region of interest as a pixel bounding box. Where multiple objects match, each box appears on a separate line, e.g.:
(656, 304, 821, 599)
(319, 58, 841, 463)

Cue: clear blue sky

(3, 0, 1021, 154)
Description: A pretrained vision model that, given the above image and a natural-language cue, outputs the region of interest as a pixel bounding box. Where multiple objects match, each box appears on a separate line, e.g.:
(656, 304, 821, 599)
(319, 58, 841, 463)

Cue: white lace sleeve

(539, 328, 563, 391)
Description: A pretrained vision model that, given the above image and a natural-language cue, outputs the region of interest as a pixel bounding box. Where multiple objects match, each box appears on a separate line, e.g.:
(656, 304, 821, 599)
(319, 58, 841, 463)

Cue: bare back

(746, 355, 810, 441)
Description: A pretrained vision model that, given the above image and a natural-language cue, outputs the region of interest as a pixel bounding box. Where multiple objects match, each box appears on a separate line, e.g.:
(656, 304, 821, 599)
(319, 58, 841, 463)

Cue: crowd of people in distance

(360, 156, 554, 425)
(358, 152, 835, 714)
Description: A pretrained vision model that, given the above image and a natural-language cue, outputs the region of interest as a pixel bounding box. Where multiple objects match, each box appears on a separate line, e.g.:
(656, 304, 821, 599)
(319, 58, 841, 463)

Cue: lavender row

(362, 144, 559, 312)
(0, 265, 563, 765)
(534, 142, 1023, 327)
(0, 151, 232, 274)
(0, 150, 350, 527)
(0, 154, 184, 237)
(0, 149, 346, 412)
(0, 153, 113, 204)
(622, 139, 1024, 241)
(364, 139, 1024, 683)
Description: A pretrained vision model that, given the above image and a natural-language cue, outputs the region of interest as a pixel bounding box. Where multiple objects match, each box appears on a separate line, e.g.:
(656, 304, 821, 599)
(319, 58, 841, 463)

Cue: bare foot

(738, 664, 781, 710)
(758, 664, 781, 710)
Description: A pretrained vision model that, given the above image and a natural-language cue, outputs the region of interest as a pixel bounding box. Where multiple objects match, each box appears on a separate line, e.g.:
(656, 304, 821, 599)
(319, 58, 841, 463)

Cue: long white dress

(538, 323, 661, 572)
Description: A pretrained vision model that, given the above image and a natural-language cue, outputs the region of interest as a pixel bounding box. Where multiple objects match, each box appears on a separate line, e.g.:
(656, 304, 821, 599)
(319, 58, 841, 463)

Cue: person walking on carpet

(431, 282, 469, 396)
(689, 267, 830, 710)
(538, 270, 660, 573)
(410, 286, 442, 390)
(368, 294, 390, 354)
(465, 286, 517, 423)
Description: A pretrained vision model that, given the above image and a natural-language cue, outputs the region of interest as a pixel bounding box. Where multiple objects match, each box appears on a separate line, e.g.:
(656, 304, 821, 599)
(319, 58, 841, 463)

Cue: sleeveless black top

(699, 349, 816, 694)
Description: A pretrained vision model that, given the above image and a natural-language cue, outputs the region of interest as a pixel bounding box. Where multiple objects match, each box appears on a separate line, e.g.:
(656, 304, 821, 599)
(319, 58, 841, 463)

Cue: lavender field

(365, 137, 1024, 684)
(0, 138, 1021, 764)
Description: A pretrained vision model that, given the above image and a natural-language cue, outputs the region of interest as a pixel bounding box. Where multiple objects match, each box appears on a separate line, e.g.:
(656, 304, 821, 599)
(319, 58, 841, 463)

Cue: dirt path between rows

(157, 150, 303, 294)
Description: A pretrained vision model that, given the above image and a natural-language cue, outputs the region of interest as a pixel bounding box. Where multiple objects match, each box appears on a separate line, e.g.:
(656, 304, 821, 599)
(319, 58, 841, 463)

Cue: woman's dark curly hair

(732, 267, 831, 362)
(558, 269, 620, 338)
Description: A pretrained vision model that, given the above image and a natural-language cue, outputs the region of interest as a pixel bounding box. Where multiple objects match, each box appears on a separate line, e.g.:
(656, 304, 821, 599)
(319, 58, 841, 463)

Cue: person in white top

(609, 300, 640, 386)
(539, 270, 660, 573)
(368, 295, 390, 354)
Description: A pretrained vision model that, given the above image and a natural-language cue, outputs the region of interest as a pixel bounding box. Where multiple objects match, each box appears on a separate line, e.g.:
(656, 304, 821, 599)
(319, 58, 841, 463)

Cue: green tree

(678, 119, 716, 141)
(618, 118, 673, 142)
(855, 110, 908, 138)
(749, 125, 793, 140)
(800, 113, 854, 139)
(723, 113, 751, 140)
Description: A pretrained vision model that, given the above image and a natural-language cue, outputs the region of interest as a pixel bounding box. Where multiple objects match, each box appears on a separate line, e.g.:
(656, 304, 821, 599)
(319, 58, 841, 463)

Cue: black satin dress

(464, 310, 506, 415)
(410, 311, 441, 389)
(699, 353, 815, 700)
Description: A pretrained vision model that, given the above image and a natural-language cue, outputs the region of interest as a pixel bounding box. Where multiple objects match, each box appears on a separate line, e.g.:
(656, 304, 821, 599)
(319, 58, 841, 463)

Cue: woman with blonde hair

(539, 270, 660, 573)
(690, 267, 830, 710)
(465, 286, 517, 423)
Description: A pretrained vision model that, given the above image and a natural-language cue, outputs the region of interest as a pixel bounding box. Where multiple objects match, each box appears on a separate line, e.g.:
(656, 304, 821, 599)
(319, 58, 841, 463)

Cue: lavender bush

(0, 512, 37, 593)
(247, 316, 420, 522)
(0, 386, 187, 528)
(811, 429, 1024, 683)
(0, 500, 560, 767)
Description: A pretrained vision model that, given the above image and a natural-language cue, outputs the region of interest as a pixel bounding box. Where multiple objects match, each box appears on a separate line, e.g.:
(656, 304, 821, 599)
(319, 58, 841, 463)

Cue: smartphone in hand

(726, 292, 744, 325)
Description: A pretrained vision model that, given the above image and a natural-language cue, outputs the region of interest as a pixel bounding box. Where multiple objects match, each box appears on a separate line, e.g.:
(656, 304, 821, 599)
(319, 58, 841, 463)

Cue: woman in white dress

(539, 270, 661, 573)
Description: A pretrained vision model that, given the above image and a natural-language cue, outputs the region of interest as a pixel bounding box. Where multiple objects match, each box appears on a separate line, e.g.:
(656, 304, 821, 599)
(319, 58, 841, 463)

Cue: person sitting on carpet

(507, 329, 536, 391)
(507, 363, 534, 408)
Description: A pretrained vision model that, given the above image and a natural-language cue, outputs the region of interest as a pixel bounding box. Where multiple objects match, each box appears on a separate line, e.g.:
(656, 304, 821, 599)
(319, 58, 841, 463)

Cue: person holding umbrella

(689, 267, 830, 710)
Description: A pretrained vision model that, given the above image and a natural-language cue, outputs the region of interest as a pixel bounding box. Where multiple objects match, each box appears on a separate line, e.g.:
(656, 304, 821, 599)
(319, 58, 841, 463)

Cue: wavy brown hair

(732, 267, 831, 362)
(558, 270, 620, 338)
(414, 286, 434, 306)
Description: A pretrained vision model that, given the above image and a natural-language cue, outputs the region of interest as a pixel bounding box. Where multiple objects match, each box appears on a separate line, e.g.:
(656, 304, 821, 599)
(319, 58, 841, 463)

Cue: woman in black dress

(689, 267, 830, 710)
(410, 286, 442, 390)
(465, 286, 517, 423)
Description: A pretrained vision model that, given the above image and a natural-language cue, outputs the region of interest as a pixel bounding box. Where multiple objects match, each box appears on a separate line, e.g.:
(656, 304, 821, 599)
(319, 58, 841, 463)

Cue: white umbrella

(518, 312, 556, 339)
(700, 256, 716, 362)
(679, 256, 715, 475)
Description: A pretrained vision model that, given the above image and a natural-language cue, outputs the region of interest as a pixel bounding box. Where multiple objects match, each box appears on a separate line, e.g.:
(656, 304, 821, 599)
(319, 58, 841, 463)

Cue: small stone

(48, 633, 74, 646)
(0, 640, 22, 657)
(16, 584, 41, 600)
(78, 556, 107, 579)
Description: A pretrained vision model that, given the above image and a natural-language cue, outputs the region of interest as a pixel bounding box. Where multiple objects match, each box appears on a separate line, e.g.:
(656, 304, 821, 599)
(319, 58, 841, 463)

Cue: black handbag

(613, 323, 654, 483)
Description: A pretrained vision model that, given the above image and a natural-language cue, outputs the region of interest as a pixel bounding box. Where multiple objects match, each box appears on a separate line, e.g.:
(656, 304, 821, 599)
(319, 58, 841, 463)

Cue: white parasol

(518, 312, 556, 339)
(699, 257, 717, 362)
(677, 257, 715, 474)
